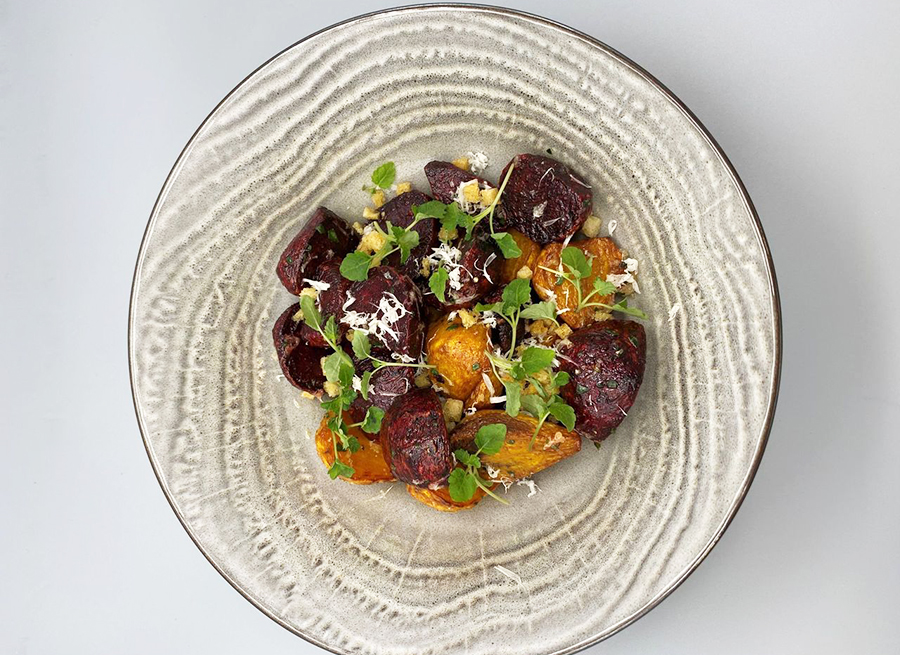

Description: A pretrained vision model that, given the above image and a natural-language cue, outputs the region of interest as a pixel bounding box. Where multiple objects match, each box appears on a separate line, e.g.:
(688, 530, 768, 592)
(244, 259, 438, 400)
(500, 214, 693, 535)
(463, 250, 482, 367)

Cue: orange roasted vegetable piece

(406, 481, 490, 512)
(426, 315, 492, 400)
(449, 410, 581, 480)
(498, 229, 541, 284)
(314, 412, 395, 484)
(532, 237, 625, 329)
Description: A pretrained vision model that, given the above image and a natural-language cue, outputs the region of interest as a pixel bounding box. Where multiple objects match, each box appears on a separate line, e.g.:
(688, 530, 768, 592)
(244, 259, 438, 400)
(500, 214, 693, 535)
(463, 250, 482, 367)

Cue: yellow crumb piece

(528, 319, 554, 337)
(444, 398, 464, 423)
(371, 190, 386, 208)
(396, 181, 413, 194)
(300, 391, 315, 399)
(299, 287, 318, 300)
(362, 206, 381, 220)
(554, 323, 573, 339)
(516, 265, 533, 280)
(452, 156, 470, 171)
(479, 187, 498, 205)
(593, 309, 612, 322)
(581, 215, 602, 238)
(323, 381, 341, 397)
(358, 229, 387, 255)
(351, 221, 365, 235)
(438, 226, 459, 242)
(415, 372, 431, 388)
(457, 309, 477, 328)
(420, 258, 432, 277)
(462, 181, 481, 204)
(532, 369, 552, 386)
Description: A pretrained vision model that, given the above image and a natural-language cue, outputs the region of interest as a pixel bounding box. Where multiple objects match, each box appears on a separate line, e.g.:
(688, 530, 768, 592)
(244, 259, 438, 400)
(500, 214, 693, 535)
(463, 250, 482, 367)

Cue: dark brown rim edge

(127, 5, 782, 655)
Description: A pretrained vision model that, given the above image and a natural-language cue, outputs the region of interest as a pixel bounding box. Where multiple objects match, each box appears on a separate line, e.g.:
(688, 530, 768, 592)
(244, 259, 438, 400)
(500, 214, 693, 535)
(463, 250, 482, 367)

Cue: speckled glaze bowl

(129, 5, 781, 654)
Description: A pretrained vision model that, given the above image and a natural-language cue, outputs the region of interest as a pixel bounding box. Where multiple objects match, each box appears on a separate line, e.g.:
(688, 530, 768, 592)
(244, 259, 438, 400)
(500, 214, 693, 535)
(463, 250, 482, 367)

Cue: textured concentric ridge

(130, 6, 779, 655)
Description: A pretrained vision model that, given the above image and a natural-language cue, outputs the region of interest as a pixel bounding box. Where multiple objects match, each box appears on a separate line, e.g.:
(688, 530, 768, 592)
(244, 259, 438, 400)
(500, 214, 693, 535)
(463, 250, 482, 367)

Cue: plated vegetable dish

(273, 153, 647, 511)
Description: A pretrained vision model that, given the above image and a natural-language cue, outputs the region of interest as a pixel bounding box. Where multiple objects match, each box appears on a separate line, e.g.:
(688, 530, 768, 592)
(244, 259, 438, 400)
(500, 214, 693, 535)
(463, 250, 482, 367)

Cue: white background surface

(2, 1, 898, 653)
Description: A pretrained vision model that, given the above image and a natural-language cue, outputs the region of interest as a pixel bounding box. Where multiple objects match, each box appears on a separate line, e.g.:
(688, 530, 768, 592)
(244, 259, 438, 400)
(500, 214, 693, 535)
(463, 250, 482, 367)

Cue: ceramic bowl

(129, 5, 781, 654)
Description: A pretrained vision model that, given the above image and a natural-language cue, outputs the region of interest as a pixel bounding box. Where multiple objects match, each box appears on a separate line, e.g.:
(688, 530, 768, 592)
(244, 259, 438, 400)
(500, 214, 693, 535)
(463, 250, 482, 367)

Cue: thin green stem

(471, 470, 510, 505)
(468, 161, 516, 237)
(528, 412, 549, 451)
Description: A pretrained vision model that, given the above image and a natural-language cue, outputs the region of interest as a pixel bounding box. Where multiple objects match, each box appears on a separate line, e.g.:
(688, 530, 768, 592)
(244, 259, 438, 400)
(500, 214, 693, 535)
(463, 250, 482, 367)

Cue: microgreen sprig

(340, 217, 427, 281)
(473, 279, 576, 447)
(539, 246, 648, 319)
(298, 296, 361, 478)
(448, 423, 510, 504)
(362, 161, 396, 194)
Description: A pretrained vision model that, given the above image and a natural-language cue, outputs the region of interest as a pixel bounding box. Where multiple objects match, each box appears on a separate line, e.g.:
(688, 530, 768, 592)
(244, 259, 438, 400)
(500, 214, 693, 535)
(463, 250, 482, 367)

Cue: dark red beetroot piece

(380, 387, 453, 488)
(276, 207, 358, 295)
(498, 154, 592, 245)
(273, 304, 328, 394)
(348, 359, 415, 422)
(424, 161, 494, 210)
(344, 266, 425, 358)
(299, 260, 353, 348)
(377, 191, 438, 280)
(556, 320, 646, 442)
(426, 232, 501, 310)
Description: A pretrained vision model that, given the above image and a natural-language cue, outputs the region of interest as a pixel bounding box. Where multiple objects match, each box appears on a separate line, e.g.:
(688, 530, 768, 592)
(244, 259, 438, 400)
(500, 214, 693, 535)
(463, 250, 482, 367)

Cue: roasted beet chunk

(348, 360, 415, 422)
(426, 232, 501, 310)
(376, 191, 438, 279)
(276, 207, 358, 295)
(273, 304, 328, 394)
(380, 388, 453, 488)
(499, 154, 592, 245)
(424, 161, 494, 209)
(557, 320, 646, 442)
(299, 260, 353, 348)
(343, 267, 425, 358)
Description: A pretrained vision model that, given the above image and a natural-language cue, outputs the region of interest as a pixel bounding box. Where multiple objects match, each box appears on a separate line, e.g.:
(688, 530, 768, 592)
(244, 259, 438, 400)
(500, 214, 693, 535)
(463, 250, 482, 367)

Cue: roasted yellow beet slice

(498, 229, 542, 284)
(426, 315, 493, 400)
(314, 412, 395, 484)
(449, 410, 581, 480)
(406, 482, 489, 512)
(532, 237, 625, 330)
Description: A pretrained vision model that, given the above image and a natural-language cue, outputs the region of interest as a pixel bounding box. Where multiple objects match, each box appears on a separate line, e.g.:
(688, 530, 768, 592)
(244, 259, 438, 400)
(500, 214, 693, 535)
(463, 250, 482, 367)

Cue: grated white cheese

(302, 278, 331, 292)
(465, 406, 478, 416)
(485, 465, 500, 479)
(569, 173, 592, 189)
(479, 310, 498, 328)
(340, 292, 410, 343)
(481, 372, 495, 396)
(668, 303, 681, 322)
(467, 151, 490, 174)
(489, 395, 507, 404)
(532, 201, 548, 219)
(607, 257, 641, 294)
(544, 431, 566, 450)
(426, 242, 465, 291)
(478, 252, 497, 285)
(494, 565, 523, 586)
(517, 479, 541, 497)
(606, 219, 618, 235)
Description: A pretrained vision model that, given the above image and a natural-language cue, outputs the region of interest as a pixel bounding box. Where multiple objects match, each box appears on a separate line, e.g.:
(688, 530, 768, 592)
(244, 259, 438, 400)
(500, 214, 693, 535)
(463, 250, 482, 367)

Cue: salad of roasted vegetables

(273, 152, 647, 511)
